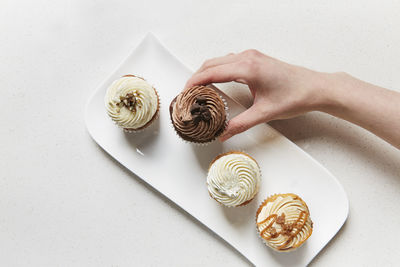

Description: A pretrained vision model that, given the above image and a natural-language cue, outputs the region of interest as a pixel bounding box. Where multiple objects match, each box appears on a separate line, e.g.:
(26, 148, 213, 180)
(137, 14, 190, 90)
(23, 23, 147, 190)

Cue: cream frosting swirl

(256, 193, 313, 252)
(105, 76, 158, 129)
(170, 86, 226, 143)
(207, 152, 261, 207)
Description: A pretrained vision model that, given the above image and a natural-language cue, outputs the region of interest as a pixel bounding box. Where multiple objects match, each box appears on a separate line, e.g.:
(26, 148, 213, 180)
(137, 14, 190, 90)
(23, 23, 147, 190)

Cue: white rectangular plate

(85, 33, 348, 267)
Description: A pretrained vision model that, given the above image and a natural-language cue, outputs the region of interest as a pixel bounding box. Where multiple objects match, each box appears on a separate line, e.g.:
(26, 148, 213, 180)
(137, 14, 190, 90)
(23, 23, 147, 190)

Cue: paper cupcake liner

(209, 194, 256, 208)
(206, 150, 261, 208)
(254, 193, 312, 252)
(169, 93, 229, 146)
(106, 75, 160, 134)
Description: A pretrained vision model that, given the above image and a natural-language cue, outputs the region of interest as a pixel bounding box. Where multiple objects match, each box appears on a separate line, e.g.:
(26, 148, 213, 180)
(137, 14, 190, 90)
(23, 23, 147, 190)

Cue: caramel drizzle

(258, 211, 308, 250)
(258, 214, 277, 238)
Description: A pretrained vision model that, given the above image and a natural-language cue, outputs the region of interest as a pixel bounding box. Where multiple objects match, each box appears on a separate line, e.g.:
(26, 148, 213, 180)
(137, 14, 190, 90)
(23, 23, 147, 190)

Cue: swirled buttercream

(105, 76, 159, 130)
(256, 193, 313, 252)
(207, 152, 261, 207)
(169, 86, 226, 143)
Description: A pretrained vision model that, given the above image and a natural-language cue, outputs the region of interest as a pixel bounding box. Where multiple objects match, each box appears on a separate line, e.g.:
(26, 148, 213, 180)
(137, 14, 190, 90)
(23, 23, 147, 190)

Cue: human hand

(185, 49, 329, 141)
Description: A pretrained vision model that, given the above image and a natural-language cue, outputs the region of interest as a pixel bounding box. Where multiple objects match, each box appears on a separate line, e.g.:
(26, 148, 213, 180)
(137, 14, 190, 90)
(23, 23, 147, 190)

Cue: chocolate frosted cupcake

(105, 75, 159, 132)
(256, 193, 313, 252)
(207, 151, 261, 207)
(169, 85, 227, 144)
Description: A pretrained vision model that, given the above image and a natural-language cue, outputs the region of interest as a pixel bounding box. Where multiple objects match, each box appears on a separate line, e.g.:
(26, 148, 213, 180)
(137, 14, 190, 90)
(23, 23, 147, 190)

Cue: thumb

(219, 106, 267, 142)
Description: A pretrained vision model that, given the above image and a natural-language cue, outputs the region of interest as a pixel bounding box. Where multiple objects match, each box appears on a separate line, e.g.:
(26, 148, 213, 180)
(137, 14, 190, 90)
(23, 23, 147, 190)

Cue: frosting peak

(207, 152, 261, 207)
(105, 76, 159, 130)
(170, 86, 226, 143)
(256, 193, 313, 251)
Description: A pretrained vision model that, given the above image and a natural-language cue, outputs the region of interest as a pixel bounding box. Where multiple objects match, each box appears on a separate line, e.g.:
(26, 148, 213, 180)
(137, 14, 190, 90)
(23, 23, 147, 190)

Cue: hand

(185, 49, 329, 141)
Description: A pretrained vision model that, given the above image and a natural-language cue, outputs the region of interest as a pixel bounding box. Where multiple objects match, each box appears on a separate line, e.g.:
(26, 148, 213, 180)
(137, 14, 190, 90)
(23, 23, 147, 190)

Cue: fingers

(186, 50, 266, 88)
(219, 105, 268, 142)
(185, 62, 248, 89)
(195, 53, 237, 74)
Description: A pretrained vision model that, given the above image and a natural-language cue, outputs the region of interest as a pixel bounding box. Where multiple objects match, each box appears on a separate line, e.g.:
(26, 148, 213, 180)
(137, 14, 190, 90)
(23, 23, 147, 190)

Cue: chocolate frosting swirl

(170, 86, 226, 143)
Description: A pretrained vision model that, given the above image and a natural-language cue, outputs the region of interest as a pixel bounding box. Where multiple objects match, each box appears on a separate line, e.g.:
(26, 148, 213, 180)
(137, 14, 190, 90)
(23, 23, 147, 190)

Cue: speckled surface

(1, 0, 400, 266)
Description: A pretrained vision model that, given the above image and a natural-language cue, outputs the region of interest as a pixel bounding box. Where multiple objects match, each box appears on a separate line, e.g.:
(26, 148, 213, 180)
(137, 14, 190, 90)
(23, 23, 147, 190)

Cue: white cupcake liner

(206, 150, 261, 208)
(170, 93, 229, 146)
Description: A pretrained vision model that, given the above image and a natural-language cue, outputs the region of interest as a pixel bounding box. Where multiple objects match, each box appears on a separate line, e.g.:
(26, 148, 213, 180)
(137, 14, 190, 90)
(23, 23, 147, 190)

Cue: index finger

(195, 53, 237, 74)
(185, 62, 248, 89)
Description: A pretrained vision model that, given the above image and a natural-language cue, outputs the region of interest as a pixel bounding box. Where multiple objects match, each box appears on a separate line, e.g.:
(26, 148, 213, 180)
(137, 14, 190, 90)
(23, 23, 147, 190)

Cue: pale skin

(185, 49, 400, 149)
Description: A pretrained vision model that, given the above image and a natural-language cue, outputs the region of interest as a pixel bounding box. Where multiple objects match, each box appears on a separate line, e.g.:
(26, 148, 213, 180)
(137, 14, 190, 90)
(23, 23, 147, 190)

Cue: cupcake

(207, 151, 261, 207)
(105, 75, 159, 132)
(256, 193, 313, 252)
(169, 85, 226, 144)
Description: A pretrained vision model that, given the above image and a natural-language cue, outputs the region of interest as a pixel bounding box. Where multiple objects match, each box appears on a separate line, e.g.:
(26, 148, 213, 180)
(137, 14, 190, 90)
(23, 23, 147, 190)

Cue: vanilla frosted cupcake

(105, 75, 159, 131)
(169, 85, 226, 144)
(256, 193, 313, 252)
(207, 151, 261, 207)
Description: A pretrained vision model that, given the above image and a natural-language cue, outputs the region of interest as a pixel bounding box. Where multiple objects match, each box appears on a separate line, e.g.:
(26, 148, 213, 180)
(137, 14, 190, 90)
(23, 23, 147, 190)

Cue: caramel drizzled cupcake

(169, 85, 226, 144)
(207, 151, 261, 207)
(256, 193, 313, 252)
(105, 75, 159, 132)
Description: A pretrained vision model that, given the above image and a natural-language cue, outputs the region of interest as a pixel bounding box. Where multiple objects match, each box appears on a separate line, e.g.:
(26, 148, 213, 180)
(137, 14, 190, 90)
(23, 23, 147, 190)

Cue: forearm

(317, 72, 400, 149)
(185, 50, 400, 145)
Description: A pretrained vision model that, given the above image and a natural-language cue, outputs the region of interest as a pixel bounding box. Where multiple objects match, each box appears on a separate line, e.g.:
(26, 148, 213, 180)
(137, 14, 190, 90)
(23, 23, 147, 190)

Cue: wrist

(312, 71, 351, 114)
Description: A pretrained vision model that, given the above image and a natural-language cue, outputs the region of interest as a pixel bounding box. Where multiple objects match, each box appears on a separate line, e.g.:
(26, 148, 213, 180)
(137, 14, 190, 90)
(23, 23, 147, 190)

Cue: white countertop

(1, 0, 400, 266)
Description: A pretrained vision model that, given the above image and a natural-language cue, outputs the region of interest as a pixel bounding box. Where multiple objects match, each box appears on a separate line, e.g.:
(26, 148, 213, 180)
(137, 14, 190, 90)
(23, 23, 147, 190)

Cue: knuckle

(243, 49, 260, 58)
(201, 59, 212, 69)
(240, 59, 260, 76)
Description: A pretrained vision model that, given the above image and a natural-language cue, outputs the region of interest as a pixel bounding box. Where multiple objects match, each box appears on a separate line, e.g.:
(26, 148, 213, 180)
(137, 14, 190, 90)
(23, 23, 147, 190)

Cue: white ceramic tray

(85, 33, 349, 267)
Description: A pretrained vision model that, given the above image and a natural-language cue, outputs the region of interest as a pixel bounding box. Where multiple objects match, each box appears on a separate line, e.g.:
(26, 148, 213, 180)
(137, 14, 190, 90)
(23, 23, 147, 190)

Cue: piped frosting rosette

(256, 193, 313, 252)
(169, 85, 227, 144)
(105, 75, 159, 131)
(207, 151, 261, 207)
